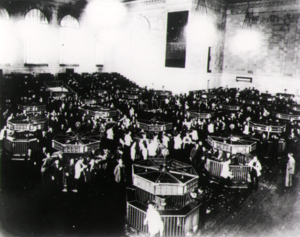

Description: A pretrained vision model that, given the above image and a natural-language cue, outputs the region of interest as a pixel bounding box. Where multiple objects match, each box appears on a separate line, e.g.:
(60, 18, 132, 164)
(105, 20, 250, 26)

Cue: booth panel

(127, 203, 190, 237)
(230, 166, 250, 181)
(163, 216, 185, 237)
(207, 159, 223, 177)
(127, 204, 148, 234)
(184, 207, 199, 236)
(13, 141, 30, 155)
(3, 138, 12, 152)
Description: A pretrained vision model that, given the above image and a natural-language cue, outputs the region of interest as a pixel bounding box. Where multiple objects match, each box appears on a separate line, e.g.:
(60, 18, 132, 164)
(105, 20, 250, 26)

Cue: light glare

(230, 29, 262, 54)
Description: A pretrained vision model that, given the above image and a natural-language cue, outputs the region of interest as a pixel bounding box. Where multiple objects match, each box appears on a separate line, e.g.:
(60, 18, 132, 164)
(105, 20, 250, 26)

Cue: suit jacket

(114, 164, 126, 183)
(287, 156, 295, 175)
(190, 146, 203, 167)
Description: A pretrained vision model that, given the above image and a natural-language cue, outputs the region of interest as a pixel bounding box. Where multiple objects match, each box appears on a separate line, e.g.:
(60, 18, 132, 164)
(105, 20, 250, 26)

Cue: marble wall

(109, 0, 227, 94)
(2, 0, 300, 95)
(222, 0, 300, 95)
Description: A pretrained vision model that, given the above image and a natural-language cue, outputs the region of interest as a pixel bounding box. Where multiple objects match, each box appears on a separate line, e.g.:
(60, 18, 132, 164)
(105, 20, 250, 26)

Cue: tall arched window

(0, 8, 11, 65)
(60, 15, 80, 66)
(24, 9, 49, 65)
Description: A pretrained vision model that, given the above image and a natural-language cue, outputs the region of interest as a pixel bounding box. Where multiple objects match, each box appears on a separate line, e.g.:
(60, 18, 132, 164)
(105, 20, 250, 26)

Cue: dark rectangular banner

(165, 11, 189, 68)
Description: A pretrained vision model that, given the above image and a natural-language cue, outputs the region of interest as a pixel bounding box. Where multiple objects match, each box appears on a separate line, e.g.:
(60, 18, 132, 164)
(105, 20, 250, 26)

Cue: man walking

(285, 153, 295, 188)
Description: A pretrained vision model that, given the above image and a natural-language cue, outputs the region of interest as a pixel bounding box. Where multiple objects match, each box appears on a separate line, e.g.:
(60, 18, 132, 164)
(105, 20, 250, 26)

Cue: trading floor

(1, 73, 300, 237)
(2, 0, 300, 236)
(0, 149, 127, 237)
(1, 148, 300, 237)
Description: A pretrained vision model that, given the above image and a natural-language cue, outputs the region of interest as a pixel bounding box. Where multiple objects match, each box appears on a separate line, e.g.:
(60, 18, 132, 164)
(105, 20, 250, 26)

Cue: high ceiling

(225, 0, 258, 2)
(0, 0, 265, 17)
(225, 0, 261, 3)
(0, 0, 88, 20)
(123, 0, 263, 3)
(0, 0, 264, 6)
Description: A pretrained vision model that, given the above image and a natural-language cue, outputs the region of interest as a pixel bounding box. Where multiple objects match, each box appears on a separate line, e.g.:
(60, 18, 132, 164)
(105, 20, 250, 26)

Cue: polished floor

(1, 151, 300, 237)
(200, 157, 300, 237)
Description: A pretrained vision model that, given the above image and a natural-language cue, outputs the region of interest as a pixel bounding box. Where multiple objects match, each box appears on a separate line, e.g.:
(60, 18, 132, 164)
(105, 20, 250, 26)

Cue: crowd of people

(0, 72, 300, 196)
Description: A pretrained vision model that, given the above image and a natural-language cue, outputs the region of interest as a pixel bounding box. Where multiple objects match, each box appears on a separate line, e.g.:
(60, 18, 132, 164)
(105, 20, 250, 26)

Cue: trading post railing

(127, 201, 200, 237)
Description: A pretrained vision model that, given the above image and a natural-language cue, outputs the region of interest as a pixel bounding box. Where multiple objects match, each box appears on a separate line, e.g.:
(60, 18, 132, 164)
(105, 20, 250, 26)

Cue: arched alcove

(129, 14, 152, 70)
(59, 15, 80, 66)
(60, 14, 79, 29)
(0, 8, 11, 65)
(110, 14, 152, 87)
(24, 9, 49, 65)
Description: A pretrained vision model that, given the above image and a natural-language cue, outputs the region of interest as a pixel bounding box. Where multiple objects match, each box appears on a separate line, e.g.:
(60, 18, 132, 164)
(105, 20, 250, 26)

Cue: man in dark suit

(41, 153, 54, 188)
(189, 140, 203, 168)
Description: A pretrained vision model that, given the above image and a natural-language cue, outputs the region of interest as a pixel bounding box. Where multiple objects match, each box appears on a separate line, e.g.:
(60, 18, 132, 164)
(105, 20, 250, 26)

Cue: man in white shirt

(148, 137, 158, 158)
(130, 141, 137, 161)
(165, 97, 169, 105)
(174, 133, 182, 150)
(182, 133, 192, 149)
(183, 118, 192, 131)
(144, 202, 164, 237)
(74, 158, 87, 192)
(106, 126, 114, 149)
(243, 121, 250, 135)
(139, 133, 149, 149)
(247, 156, 262, 190)
(139, 133, 149, 160)
(190, 129, 198, 142)
(124, 130, 133, 147)
(0, 125, 7, 140)
(129, 107, 135, 117)
(207, 121, 214, 133)
(106, 126, 114, 140)
(123, 130, 133, 184)
(285, 153, 295, 188)
(162, 131, 170, 148)
(220, 159, 233, 179)
(197, 119, 203, 129)
(173, 132, 183, 160)
(124, 116, 131, 128)
(247, 156, 262, 177)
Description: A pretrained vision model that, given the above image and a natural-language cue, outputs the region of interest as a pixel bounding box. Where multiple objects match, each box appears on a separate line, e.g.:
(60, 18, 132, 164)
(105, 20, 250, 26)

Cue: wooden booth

(127, 157, 200, 236)
(205, 135, 257, 189)
(4, 115, 48, 160)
